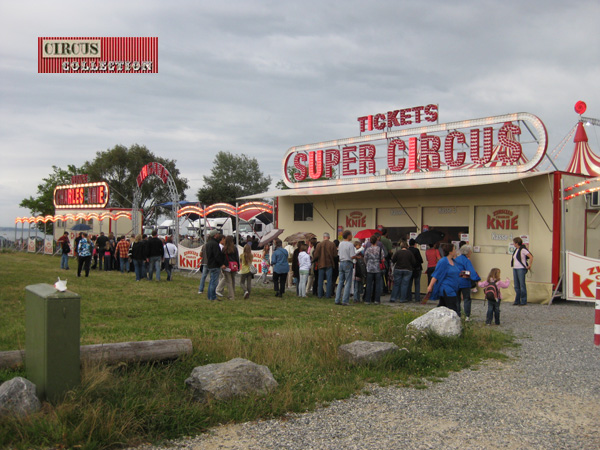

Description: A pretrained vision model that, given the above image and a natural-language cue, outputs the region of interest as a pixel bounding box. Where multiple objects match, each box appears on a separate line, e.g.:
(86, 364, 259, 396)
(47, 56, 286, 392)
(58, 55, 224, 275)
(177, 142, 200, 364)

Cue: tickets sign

(566, 251, 600, 302)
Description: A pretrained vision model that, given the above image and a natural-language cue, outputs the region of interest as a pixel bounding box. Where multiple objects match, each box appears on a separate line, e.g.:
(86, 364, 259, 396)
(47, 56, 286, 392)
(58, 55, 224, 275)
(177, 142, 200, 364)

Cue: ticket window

(377, 208, 419, 244)
(422, 206, 469, 245)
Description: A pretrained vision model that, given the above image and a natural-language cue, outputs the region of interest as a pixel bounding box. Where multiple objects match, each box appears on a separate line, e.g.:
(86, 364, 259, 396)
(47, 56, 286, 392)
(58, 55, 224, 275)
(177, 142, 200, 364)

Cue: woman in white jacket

(297, 244, 311, 297)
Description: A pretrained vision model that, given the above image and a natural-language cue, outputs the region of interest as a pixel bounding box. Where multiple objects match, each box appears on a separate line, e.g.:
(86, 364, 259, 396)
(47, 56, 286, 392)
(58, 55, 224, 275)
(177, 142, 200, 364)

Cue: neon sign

(357, 104, 438, 132)
(53, 181, 109, 209)
(283, 112, 547, 188)
(136, 162, 170, 187)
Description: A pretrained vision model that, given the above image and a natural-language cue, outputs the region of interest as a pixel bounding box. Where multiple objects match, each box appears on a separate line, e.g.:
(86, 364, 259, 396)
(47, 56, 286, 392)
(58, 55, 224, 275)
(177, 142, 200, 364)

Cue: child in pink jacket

(478, 268, 510, 325)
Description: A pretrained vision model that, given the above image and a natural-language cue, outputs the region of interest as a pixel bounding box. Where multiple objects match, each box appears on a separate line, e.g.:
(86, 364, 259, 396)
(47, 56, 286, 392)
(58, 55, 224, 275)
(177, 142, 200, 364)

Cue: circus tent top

(565, 121, 600, 177)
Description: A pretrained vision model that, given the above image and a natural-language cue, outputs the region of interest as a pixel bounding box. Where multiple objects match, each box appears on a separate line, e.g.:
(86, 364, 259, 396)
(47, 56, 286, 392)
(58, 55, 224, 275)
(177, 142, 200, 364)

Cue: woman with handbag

(222, 235, 240, 300)
(454, 244, 480, 320)
(239, 243, 255, 299)
(163, 236, 178, 282)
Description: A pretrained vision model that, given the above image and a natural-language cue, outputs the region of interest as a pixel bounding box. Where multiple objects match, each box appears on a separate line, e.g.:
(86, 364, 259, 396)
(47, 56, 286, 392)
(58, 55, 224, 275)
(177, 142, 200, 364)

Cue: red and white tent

(565, 121, 600, 177)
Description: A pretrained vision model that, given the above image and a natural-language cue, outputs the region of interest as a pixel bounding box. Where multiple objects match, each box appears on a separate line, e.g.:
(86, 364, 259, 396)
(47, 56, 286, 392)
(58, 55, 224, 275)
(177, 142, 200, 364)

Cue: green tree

(81, 144, 189, 225)
(196, 152, 272, 205)
(20, 165, 81, 233)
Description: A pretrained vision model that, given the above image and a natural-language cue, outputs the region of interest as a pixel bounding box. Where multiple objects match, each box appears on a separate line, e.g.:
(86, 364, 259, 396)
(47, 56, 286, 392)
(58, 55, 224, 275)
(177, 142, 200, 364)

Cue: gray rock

(338, 340, 401, 365)
(185, 358, 278, 402)
(407, 306, 462, 337)
(0, 377, 41, 418)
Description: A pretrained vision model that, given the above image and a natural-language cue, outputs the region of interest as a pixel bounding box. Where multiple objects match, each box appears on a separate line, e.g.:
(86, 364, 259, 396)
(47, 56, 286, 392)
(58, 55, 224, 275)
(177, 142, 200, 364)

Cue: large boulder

(338, 340, 402, 365)
(185, 358, 278, 402)
(408, 306, 462, 337)
(0, 377, 41, 418)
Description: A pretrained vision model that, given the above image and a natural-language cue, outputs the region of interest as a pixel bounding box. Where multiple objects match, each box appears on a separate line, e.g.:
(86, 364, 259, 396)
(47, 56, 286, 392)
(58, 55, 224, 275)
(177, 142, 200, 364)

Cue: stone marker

(407, 306, 462, 337)
(338, 340, 402, 365)
(0, 377, 41, 418)
(185, 358, 278, 402)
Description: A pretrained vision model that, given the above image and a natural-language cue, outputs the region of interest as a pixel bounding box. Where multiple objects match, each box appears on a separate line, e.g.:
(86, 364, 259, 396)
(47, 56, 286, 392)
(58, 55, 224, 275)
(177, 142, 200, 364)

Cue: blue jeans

(120, 257, 130, 273)
(198, 265, 209, 292)
(318, 266, 334, 298)
(354, 279, 364, 302)
(391, 269, 412, 302)
(410, 270, 421, 302)
(486, 299, 501, 324)
(133, 259, 143, 281)
(148, 256, 162, 281)
(61, 253, 69, 269)
(335, 260, 353, 304)
(207, 267, 221, 300)
(513, 269, 527, 305)
(365, 272, 382, 304)
(458, 287, 472, 317)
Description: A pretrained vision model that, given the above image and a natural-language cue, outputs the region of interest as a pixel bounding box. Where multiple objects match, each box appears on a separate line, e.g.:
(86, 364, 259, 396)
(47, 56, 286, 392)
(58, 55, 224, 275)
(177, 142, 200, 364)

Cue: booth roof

(238, 170, 553, 200)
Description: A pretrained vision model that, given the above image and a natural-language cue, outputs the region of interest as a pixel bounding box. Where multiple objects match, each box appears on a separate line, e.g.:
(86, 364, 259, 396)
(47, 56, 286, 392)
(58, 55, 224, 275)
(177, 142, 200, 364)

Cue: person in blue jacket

(426, 243, 460, 314)
(454, 244, 481, 321)
(270, 238, 290, 297)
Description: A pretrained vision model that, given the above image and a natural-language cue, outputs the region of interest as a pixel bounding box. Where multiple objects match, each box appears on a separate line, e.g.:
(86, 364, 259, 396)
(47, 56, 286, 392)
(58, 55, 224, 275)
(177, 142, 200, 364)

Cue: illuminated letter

(387, 139, 406, 172)
(373, 113, 386, 130)
(408, 137, 418, 171)
(357, 116, 369, 132)
(470, 127, 493, 165)
(308, 150, 324, 179)
(425, 104, 438, 122)
(444, 131, 466, 167)
(412, 106, 424, 123)
(497, 122, 522, 164)
(400, 108, 412, 126)
(419, 134, 441, 170)
(387, 110, 400, 128)
(342, 146, 357, 176)
(324, 149, 340, 178)
(358, 144, 376, 175)
(293, 153, 307, 181)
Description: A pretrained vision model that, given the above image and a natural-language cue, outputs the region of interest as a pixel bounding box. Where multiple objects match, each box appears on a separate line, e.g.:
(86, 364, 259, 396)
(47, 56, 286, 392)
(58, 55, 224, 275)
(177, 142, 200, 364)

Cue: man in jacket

(408, 238, 424, 302)
(313, 232, 338, 298)
(96, 232, 108, 270)
(147, 230, 164, 281)
(205, 230, 225, 300)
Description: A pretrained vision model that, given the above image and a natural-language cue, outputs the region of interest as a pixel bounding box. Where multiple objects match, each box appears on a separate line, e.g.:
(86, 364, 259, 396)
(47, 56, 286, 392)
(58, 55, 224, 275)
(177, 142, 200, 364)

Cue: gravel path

(148, 299, 600, 450)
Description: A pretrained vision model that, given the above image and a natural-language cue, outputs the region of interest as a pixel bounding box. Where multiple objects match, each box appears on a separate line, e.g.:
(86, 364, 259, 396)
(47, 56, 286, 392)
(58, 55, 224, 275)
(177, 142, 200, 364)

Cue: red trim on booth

(551, 172, 562, 287)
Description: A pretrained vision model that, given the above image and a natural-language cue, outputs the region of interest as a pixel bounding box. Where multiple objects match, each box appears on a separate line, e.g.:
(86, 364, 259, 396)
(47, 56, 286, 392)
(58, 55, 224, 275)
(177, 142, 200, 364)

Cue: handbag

(378, 247, 386, 271)
(166, 245, 177, 266)
(249, 264, 258, 274)
(226, 253, 239, 272)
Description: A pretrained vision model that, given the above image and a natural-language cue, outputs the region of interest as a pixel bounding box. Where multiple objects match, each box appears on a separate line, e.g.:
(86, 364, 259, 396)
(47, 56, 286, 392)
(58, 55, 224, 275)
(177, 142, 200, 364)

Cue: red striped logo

(38, 37, 158, 73)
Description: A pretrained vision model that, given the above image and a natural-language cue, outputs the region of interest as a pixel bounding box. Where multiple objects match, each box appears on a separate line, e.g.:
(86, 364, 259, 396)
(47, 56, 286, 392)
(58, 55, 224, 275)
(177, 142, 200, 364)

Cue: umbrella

(71, 223, 92, 231)
(354, 229, 380, 239)
(415, 230, 445, 246)
(259, 228, 284, 246)
(283, 232, 316, 243)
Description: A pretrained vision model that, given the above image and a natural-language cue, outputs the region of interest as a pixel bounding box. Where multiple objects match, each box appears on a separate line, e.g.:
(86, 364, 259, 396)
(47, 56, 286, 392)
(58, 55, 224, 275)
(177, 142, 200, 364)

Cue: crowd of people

(56, 230, 178, 281)
(56, 226, 534, 325)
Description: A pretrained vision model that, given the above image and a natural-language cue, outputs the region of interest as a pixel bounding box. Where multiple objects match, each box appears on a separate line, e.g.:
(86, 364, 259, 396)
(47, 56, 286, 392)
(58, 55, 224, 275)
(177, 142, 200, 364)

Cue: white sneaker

(244, 291, 249, 299)
(216, 292, 223, 297)
(465, 316, 471, 322)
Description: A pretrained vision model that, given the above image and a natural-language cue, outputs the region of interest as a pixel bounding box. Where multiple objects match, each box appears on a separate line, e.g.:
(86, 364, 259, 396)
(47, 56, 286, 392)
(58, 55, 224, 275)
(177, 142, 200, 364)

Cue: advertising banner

(176, 245, 267, 274)
(566, 251, 600, 302)
(27, 237, 36, 253)
(44, 236, 54, 255)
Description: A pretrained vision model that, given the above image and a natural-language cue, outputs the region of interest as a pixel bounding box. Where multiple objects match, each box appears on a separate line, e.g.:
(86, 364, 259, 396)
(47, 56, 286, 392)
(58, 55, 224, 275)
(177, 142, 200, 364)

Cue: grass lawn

(0, 251, 515, 449)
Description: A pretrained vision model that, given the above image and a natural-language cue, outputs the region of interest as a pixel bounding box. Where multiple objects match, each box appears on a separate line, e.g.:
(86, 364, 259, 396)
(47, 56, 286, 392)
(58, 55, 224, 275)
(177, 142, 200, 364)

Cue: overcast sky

(2, 0, 600, 228)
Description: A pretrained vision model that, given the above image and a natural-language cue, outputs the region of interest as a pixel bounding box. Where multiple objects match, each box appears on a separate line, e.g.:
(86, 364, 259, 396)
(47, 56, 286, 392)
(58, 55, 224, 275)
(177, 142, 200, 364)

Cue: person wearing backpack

(511, 237, 533, 306)
(57, 231, 71, 270)
(479, 268, 510, 325)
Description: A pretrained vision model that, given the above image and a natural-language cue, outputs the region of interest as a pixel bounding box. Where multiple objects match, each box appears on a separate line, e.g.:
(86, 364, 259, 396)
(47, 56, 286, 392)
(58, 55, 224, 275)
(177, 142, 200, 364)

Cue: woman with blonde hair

(239, 243, 254, 299)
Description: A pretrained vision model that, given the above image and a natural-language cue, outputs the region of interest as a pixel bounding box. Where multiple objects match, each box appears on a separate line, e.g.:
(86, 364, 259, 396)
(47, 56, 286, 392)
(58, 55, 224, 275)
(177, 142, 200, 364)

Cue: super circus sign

(283, 111, 547, 188)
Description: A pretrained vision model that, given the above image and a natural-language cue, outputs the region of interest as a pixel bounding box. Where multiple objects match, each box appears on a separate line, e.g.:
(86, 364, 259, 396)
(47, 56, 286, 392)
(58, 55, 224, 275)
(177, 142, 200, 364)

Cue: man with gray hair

(335, 230, 355, 306)
(312, 231, 338, 298)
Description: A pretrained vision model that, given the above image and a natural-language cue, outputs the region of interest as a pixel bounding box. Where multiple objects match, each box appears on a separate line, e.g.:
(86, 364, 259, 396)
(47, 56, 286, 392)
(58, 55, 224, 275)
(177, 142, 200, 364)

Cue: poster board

(565, 251, 600, 302)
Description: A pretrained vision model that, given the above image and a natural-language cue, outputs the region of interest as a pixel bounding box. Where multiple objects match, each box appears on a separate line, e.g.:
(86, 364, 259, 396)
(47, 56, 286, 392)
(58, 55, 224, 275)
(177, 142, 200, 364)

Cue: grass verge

(0, 252, 515, 449)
